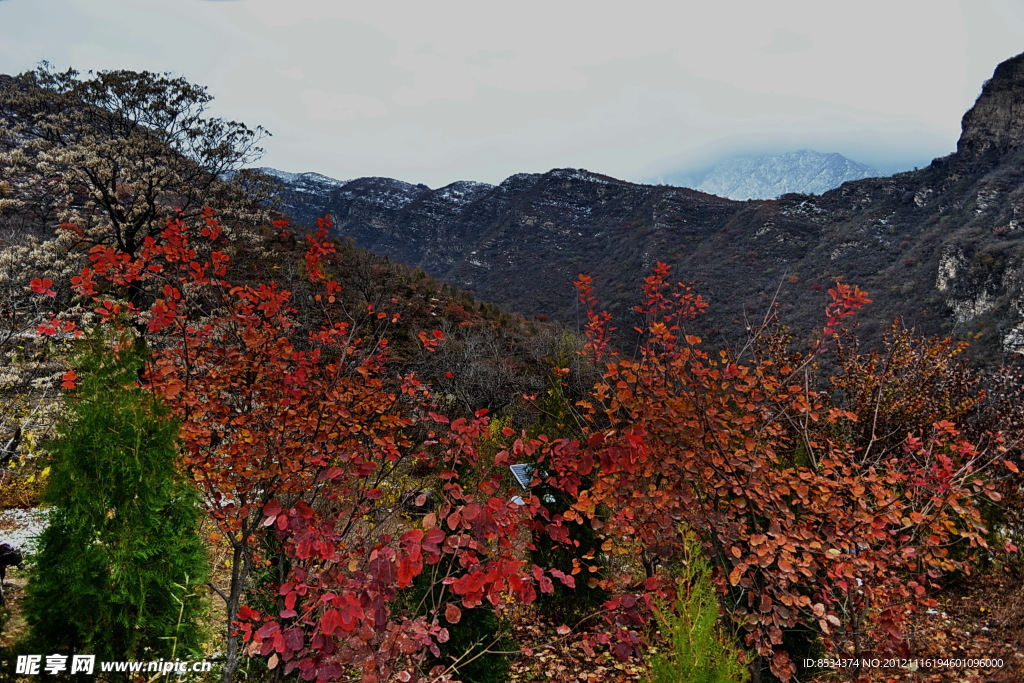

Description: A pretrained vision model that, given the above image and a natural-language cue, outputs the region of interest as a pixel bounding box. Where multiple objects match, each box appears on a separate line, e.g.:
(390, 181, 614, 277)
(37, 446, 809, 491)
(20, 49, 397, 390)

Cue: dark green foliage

(528, 482, 609, 626)
(776, 626, 824, 683)
(399, 559, 515, 683)
(529, 347, 608, 626)
(22, 334, 209, 661)
(649, 535, 749, 683)
(433, 603, 513, 683)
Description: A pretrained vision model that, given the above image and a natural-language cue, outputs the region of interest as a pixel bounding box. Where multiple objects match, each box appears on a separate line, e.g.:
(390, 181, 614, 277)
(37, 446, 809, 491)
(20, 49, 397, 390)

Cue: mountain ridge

(263, 51, 1024, 361)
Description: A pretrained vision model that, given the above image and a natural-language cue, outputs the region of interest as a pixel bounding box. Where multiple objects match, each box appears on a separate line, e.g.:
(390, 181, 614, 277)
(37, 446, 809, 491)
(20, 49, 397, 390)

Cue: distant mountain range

(262, 51, 1024, 361)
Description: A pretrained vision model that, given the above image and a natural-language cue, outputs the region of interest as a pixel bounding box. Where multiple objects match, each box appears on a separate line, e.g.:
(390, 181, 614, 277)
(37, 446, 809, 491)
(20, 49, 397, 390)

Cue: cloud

(759, 28, 813, 54)
(3, 0, 1022, 187)
(299, 90, 389, 122)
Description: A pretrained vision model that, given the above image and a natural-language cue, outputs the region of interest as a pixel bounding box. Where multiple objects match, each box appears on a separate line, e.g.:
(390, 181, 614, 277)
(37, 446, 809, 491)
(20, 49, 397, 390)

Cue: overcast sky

(2, 0, 1024, 188)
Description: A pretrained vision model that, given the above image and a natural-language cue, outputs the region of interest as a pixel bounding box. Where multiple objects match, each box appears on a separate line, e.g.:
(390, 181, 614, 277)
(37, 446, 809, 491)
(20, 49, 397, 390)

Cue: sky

(2, 0, 1024, 189)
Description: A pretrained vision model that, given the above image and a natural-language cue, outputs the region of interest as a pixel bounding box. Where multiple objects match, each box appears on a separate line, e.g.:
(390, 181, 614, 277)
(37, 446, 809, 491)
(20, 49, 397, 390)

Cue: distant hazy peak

(695, 149, 882, 200)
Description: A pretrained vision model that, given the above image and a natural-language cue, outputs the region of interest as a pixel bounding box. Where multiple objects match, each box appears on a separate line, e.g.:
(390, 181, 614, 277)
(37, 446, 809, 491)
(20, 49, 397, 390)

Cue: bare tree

(0, 64, 269, 255)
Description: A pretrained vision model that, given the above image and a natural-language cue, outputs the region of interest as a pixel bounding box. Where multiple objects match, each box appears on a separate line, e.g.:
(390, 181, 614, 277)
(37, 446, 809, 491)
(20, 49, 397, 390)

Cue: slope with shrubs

(0, 64, 1020, 683)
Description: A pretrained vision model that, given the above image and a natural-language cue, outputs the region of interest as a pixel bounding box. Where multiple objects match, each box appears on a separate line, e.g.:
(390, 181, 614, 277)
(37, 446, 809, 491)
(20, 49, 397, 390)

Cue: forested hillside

(0, 63, 1021, 683)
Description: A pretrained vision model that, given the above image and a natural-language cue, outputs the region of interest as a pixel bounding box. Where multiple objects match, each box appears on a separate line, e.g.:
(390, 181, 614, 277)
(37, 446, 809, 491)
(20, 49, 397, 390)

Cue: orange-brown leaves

(822, 282, 871, 339)
(530, 266, 1001, 680)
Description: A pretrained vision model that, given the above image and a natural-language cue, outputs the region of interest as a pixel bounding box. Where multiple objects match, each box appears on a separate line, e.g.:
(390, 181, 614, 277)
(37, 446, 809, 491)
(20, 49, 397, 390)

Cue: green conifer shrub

(22, 334, 209, 661)
(649, 536, 749, 683)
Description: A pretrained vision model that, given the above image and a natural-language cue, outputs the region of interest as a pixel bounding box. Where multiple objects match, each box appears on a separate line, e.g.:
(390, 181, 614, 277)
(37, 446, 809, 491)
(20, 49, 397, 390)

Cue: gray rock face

(958, 52, 1024, 158)
(695, 150, 882, 200)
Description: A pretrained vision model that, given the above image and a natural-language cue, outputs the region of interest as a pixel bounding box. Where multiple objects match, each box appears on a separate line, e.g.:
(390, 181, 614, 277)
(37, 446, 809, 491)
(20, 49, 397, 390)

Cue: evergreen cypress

(22, 334, 209, 660)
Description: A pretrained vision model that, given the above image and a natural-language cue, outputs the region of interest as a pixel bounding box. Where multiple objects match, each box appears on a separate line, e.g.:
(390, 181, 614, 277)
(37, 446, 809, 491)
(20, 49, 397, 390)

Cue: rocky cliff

(958, 52, 1024, 159)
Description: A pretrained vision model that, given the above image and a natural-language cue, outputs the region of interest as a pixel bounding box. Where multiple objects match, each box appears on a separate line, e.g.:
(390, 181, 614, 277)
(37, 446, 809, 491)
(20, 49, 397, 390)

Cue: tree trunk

(750, 655, 763, 683)
(220, 544, 249, 683)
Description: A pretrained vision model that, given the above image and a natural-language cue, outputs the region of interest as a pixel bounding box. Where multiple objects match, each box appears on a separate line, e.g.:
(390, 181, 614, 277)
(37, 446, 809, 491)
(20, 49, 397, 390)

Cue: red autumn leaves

(33, 213, 1012, 682)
